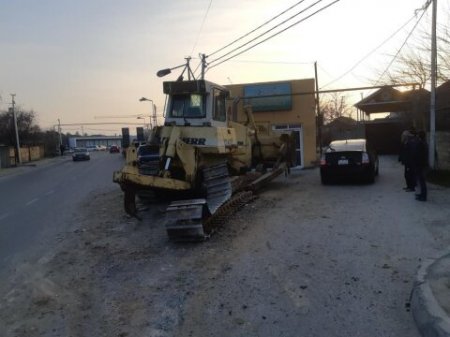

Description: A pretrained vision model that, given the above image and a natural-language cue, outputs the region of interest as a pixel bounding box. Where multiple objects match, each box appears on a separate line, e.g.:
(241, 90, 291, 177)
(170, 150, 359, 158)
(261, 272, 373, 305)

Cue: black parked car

(320, 139, 379, 184)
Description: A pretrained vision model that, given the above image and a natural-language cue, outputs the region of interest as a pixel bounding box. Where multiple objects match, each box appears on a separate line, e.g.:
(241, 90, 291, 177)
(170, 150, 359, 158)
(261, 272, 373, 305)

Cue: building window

(243, 82, 292, 112)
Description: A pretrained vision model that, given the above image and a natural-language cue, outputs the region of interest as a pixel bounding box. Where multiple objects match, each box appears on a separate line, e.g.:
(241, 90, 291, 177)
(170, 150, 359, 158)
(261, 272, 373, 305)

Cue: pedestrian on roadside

(60, 144, 65, 156)
(410, 130, 428, 201)
(399, 128, 416, 192)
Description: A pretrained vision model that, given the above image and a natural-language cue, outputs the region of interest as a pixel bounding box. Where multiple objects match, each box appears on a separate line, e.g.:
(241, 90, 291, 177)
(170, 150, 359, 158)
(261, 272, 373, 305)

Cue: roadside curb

(412, 251, 450, 337)
(0, 156, 70, 178)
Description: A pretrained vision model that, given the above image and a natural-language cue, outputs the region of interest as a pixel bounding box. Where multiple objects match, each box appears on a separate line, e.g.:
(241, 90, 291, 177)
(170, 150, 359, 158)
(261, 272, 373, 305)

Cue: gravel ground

(1, 155, 449, 337)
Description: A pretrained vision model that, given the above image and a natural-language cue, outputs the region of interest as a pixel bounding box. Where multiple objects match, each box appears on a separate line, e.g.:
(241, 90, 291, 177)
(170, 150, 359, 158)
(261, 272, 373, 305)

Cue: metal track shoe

(165, 199, 210, 241)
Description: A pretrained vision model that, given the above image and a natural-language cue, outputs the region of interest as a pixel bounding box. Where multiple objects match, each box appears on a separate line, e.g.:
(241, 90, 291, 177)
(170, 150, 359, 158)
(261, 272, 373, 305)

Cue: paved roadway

(0, 151, 124, 273)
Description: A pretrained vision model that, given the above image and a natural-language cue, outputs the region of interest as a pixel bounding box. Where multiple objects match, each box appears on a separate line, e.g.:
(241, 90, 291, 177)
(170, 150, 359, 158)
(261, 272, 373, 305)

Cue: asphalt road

(0, 151, 124, 273)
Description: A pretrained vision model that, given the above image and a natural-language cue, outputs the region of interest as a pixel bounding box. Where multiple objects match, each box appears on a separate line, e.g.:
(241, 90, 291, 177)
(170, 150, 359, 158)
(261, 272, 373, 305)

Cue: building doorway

(273, 124, 303, 168)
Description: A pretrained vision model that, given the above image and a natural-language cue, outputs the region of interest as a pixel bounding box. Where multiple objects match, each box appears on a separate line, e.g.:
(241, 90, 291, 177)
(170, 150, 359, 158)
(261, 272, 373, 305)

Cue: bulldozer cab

(163, 80, 229, 128)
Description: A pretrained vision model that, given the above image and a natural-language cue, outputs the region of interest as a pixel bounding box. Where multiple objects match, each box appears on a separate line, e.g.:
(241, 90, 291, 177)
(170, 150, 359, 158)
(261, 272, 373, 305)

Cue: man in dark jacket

(410, 131, 428, 201)
(399, 129, 416, 191)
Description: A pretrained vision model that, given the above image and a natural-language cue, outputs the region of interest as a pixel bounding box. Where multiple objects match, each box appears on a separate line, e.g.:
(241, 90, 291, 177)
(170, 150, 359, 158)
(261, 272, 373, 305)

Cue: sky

(0, 0, 446, 136)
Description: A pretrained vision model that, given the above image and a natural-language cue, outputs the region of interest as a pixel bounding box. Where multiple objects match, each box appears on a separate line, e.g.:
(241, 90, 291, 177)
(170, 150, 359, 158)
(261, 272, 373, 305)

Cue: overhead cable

(322, 0, 431, 88)
(321, 14, 418, 88)
(375, 2, 430, 85)
(208, 0, 341, 71)
(207, 0, 307, 57)
(208, 0, 325, 67)
(190, 0, 213, 56)
(221, 59, 314, 65)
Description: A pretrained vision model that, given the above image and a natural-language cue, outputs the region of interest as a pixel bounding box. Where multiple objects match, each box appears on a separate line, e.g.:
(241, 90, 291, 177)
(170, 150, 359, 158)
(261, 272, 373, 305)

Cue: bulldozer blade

(164, 163, 232, 241)
(203, 163, 232, 214)
(165, 199, 209, 241)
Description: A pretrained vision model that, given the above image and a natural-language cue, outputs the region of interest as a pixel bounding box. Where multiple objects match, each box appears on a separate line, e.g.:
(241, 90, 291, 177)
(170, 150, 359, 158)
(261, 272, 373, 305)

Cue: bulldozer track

(165, 163, 256, 241)
(165, 164, 285, 241)
(203, 190, 256, 235)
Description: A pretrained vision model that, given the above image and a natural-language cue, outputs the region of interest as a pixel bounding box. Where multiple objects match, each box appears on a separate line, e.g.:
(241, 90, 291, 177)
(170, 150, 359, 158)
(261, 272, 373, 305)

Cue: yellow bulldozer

(113, 67, 293, 241)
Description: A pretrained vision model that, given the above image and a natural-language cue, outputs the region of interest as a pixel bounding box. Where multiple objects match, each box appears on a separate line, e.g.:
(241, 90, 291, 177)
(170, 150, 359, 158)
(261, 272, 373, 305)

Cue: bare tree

(436, 24, 450, 80)
(320, 92, 353, 124)
(0, 108, 41, 145)
(381, 50, 430, 87)
(376, 12, 450, 87)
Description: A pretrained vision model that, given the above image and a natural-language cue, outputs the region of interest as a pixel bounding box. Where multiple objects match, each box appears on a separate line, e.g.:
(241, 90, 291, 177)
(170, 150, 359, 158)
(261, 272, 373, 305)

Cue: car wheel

(365, 171, 375, 184)
(321, 173, 330, 185)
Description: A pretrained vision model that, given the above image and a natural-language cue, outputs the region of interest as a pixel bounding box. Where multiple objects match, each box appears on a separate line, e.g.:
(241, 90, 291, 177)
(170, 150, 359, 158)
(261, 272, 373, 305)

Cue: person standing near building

(411, 130, 428, 201)
(399, 128, 416, 191)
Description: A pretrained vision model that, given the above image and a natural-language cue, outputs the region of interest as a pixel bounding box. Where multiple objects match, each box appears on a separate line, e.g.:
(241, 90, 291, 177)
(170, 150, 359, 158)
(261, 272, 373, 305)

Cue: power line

(321, 12, 420, 89)
(207, 0, 341, 71)
(94, 114, 145, 119)
(322, 0, 430, 88)
(82, 127, 123, 132)
(208, 0, 307, 57)
(221, 59, 314, 65)
(375, 1, 430, 85)
(57, 122, 145, 126)
(230, 82, 420, 99)
(207, 0, 326, 67)
(190, 0, 213, 56)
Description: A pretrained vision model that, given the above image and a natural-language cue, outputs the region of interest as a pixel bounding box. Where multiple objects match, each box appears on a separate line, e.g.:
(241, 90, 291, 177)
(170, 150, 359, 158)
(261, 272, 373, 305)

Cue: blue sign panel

(243, 82, 292, 112)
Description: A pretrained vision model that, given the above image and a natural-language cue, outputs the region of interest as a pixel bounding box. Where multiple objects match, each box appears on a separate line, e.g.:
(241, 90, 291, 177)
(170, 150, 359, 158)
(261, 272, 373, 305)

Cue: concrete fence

(436, 131, 450, 170)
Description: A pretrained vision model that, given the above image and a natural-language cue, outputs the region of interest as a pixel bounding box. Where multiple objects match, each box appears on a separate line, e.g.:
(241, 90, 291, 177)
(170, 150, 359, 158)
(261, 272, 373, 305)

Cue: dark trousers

(415, 167, 427, 198)
(404, 165, 416, 189)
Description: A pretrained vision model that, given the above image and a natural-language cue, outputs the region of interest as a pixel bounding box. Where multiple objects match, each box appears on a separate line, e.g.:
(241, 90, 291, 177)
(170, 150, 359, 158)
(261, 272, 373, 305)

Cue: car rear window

(328, 140, 366, 152)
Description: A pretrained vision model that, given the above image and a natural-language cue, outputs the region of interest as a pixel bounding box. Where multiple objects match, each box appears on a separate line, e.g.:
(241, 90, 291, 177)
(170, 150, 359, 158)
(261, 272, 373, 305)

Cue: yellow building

(226, 78, 317, 168)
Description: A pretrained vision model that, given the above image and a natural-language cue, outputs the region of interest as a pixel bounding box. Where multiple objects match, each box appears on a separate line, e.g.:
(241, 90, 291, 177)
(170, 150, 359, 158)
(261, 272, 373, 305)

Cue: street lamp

(139, 97, 157, 128)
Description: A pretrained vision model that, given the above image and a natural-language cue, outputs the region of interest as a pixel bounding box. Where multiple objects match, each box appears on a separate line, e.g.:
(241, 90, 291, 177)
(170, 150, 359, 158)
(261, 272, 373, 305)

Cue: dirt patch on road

(0, 187, 264, 337)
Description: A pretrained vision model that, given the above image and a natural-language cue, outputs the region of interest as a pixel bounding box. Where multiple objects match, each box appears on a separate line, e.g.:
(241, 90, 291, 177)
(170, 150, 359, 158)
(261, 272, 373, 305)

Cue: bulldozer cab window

(213, 88, 226, 122)
(169, 94, 205, 118)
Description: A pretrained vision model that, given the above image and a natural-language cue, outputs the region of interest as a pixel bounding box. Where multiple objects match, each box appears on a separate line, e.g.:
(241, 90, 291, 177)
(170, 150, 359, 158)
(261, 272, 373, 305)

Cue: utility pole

(152, 104, 157, 128)
(429, 0, 437, 169)
(58, 118, 62, 145)
(11, 94, 22, 165)
(200, 53, 207, 80)
(314, 62, 322, 155)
